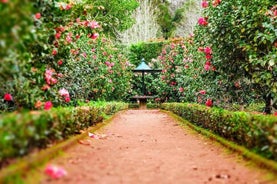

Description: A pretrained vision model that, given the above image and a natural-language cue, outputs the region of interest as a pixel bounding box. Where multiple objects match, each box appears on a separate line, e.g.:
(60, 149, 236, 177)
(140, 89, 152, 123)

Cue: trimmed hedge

(0, 102, 128, 165)
(161, 103, 277, 161)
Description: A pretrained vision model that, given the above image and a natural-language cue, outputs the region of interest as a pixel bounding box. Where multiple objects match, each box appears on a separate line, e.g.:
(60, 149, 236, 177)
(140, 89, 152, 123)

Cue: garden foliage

(0, 0, 138, 111)
(162, 103, 277, 161)
(0, 101, 128, 166)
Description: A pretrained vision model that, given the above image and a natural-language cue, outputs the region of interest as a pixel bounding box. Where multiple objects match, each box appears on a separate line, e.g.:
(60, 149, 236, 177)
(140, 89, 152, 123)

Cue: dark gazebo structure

(131, 58, 162, 109)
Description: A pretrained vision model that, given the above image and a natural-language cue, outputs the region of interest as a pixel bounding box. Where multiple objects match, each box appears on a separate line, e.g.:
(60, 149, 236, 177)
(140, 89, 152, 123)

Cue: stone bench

(130, 96, 155, 109)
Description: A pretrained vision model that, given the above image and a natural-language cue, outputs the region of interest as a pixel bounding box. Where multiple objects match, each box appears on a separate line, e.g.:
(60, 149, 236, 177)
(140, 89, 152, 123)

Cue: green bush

(161, 103, 277, 161)
(0, 102, 127, 165)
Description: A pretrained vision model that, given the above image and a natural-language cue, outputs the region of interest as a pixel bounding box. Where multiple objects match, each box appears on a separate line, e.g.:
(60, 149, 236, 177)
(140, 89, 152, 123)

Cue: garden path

(38, 110, 276, 184)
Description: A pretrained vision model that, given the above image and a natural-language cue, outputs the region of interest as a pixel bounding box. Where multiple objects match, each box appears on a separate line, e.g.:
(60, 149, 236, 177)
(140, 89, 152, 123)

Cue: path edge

(0, 110, 126, 183)
(163, 110, 277, 175)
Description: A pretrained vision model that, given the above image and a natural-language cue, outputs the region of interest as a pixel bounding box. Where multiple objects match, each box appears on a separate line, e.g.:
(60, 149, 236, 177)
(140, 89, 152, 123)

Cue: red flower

(90, 33, 99, 40)
(4, 93, 13, 101)
(35, 13, 41, 19)
(55, 32, 61, 39)
(1, 0, 8, 3)
(206, 54, 212, 60)
(204, 47, 212, 55)
(201, 0, 209, 8)
(274, 112, 277, 116)
(205, 99, 213, 107)
(65, 97, 70, 103)
(44, 101, 53, 110)
(52, 49, 58, 56)
(198, 17, 208, 26)
(57, 59, 63, 66)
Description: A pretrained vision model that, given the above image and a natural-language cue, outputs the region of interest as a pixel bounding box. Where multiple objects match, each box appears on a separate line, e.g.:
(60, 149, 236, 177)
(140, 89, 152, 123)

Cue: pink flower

(205, 99, 213, 107)
(198, 17, 208, 26)
(1, 0, 8, 3)
(204, 64, 211, 71)
(44, 101, 53, 110)
(88, 21, 100, 29)
(44, 164, 67, 179)
(204, 47, 212, 55)
(59, 88, 70, 98)
(199, 90, 206, 95)
(201, 0, 209, 8)
(179, 87, 184, 92)
(35, 13, 41, 19)
(66, 33, 72, 43)
(4, 93, 13, 101)
(45, 69, 58, 85)
(65, 4, 72, 10)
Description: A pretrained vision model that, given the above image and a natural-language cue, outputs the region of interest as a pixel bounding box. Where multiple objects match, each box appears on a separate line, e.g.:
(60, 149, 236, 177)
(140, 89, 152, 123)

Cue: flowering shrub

(194, 0, 277, 113)
(0, 0, 137, 111)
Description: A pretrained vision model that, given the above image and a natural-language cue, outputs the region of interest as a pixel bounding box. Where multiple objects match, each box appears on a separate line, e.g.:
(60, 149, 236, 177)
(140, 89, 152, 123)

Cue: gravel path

(38, 110, 276, 184)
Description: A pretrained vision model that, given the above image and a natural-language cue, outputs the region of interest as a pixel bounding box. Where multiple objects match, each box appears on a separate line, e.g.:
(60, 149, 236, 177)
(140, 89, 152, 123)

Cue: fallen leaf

(78, 140, 91, 145)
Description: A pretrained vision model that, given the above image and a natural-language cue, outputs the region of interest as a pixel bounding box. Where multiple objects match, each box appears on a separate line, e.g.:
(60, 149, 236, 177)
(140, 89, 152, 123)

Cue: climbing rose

(198, 17, 208, 26)
(206, 99, 213, 107)
(201, 0, 208, 8)
(44, 101, 53, 110)
(35, 13, 41, 19)
(4, 93, 13, 101)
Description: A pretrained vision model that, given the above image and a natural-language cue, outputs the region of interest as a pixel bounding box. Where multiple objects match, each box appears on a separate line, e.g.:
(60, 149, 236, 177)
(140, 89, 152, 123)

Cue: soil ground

(32, 110, 276, 184)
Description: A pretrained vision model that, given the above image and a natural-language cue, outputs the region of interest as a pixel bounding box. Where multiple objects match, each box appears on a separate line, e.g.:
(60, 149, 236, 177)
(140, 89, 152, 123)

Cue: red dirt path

(38, 110, 276, 184)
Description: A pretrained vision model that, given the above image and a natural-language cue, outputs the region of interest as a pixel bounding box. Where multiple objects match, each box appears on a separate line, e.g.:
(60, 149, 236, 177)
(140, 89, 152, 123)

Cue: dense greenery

(162, 103, 277, 161)
(0, 0, 138, 111)
(194, 0, 277, 112)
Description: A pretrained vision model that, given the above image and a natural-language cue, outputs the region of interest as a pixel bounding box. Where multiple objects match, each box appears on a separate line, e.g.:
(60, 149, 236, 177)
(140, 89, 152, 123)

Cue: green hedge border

(0, 102, 127, 167)
(161, 103, 277, 171)
(0, 104, 127, 183)
(164, 110, 277, 174)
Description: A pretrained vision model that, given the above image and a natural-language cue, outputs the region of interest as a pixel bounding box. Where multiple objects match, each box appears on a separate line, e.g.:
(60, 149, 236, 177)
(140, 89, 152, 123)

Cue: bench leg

(139, 99, 147, 109)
